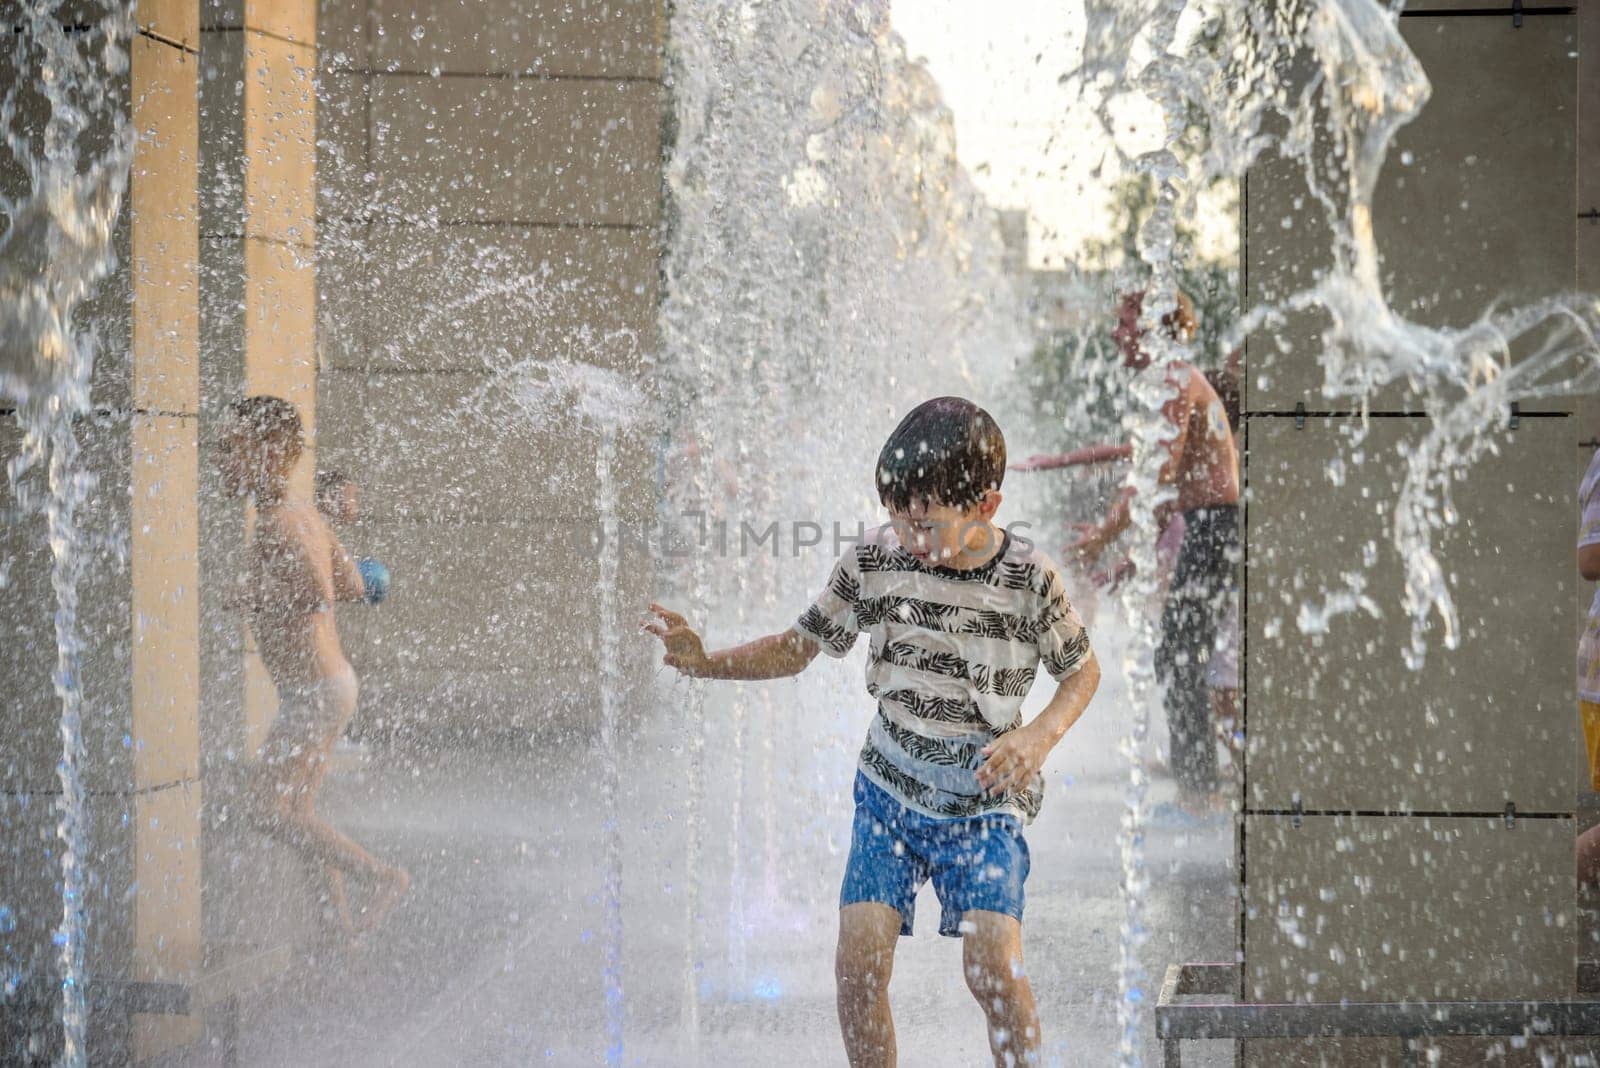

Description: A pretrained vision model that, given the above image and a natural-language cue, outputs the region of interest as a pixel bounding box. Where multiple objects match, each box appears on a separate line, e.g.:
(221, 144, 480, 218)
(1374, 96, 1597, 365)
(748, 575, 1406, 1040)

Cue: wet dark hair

(875, 397, 1005, 512)
(226, 395, 303, 458)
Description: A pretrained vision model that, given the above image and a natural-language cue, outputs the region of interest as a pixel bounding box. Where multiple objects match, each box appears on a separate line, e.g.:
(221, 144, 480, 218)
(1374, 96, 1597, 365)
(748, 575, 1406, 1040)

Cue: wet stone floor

(196, 641, 1236, 1067)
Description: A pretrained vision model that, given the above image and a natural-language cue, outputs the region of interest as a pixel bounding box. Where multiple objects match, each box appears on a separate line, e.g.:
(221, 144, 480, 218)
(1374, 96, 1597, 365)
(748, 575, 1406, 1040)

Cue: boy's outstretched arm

(976, 650, 1102, 797)
(1010, 443, 1132, 472)
(643, 603, 821, 680)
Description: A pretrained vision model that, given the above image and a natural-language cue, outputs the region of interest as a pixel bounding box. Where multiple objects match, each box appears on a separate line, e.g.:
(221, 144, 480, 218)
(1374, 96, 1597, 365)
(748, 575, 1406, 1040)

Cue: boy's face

(888, 492, 1000, 565)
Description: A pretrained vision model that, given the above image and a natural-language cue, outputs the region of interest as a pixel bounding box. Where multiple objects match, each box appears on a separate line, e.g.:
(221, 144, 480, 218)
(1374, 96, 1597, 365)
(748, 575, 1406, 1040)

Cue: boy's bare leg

(303, 746, 409, 933)
(962, 910, 1041, 1068)
(300, 754, 357, 938)
(836, 903, 902, 1068)
(321, 867, 355, 936)
(252, 748, 409, 930)
(357, 863, 411, 933)
(1579, 825, 1600, 963)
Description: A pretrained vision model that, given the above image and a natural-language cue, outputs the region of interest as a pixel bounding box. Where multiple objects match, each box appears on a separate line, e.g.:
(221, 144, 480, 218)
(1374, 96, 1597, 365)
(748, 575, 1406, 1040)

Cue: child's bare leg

(301, 747, 408, 933)
(962, 911, 1041, 1068)
(1579, 825, 1600, 961)
(252, 750, 409, 928)
(836, 903, 901, 1068)
(255, 769, 391, 877)
(322, 867, 354, 934)
(295, 757, 357, 937)
(356, 865, 411, 933)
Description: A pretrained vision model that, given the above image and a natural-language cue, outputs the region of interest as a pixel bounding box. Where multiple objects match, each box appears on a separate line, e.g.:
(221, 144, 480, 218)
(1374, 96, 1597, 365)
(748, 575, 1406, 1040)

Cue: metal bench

(1155, 962, 1600, 1067)
(11, 942, 291, 1066)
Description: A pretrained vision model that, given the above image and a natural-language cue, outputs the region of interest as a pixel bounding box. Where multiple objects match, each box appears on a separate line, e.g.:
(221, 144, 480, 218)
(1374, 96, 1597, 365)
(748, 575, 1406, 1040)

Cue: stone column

(1240, 4, 1580, 1062)
(0, 3, 202, 1063)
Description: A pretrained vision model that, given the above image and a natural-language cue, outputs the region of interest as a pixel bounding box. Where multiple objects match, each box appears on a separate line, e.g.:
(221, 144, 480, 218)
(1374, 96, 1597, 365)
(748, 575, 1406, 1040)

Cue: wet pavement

(216, 626, 1236, 1067)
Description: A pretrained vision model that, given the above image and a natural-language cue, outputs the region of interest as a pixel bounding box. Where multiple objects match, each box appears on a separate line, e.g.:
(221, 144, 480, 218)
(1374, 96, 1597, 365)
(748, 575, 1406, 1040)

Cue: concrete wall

(177, 2, 667, 1029)
(1241, 4, 1586, 1062)
(312, 0, 663, 740)
(0, 6, 203, 1061)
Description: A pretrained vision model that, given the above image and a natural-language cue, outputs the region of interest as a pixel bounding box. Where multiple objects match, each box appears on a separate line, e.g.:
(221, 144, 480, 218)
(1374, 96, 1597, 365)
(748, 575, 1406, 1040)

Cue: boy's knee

(962, 928, 1028, 1009)
(963, 951, 1025, 1002)
(835, 912, 897, 999)
(835, 943, 892, 997)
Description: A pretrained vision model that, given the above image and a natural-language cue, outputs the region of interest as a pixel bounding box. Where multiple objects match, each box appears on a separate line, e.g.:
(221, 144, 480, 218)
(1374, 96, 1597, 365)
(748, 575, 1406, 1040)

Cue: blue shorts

(839, 772, 1030, 938)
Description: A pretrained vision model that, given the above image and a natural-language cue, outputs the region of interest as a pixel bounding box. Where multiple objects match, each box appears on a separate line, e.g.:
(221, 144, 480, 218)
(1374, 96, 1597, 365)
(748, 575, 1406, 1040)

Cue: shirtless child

(1072, 291, 1241, 817)
(217, 396, 409, 937)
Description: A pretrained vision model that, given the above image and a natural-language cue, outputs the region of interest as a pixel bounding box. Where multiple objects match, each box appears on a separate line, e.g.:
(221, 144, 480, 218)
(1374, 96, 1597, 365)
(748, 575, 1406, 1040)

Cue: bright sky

(891, 0, 1102, 269)
(891, 0, 1235, 270)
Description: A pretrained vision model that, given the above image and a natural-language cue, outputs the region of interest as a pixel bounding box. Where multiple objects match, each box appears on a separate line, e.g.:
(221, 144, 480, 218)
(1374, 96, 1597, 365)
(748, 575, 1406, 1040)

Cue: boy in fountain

(217, 396, 409, 939)
(644, 397, 1100, 1068)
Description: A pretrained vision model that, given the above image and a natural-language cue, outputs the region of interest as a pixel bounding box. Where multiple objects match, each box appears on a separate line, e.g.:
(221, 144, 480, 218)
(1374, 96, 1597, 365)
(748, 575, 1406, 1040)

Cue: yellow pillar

(128, 9, 203, 1057)
(240, 0, 318, 752)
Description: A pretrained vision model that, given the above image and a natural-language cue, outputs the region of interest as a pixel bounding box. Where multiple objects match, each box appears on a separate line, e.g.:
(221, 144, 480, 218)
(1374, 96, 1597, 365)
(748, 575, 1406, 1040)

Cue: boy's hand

(1092, 555, 1136, 594)
(642, 603, 710, 676)
(978, 723, 1052, 797)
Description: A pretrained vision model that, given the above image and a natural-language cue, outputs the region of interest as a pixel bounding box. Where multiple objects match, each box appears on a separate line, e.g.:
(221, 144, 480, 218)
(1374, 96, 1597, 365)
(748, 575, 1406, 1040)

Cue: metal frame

(6, 944, 290, 1066)
(1156, 963, 1600, 1066)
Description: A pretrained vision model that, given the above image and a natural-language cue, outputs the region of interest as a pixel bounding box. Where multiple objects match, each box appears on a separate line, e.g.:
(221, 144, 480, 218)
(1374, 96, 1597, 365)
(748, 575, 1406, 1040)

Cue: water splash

(675, 432, 714, 1052)
(1, 4, 134, 1064)
(1074, 0, 1600, 1058)
(594, 434, 626, 1067)
(1218, 0, 1600, 664)
(1075, 0, 1208, 1058)
(482, 350, 646, 1063)
(0, 165, 125, 404)
(447, 326, 649, 1062)
(479, 351, 648, 437)
(660, 0, 1027, 1049)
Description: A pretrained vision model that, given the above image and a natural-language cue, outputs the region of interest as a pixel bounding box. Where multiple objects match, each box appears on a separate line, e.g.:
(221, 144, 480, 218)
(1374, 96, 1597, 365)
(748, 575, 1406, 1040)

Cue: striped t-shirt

(795, 523, 1092, 822)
